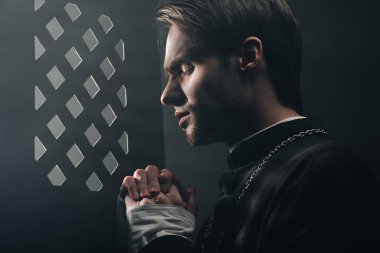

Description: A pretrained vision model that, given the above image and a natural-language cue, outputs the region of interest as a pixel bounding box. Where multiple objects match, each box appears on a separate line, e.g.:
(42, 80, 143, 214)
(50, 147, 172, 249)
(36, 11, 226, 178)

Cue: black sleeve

(257, 150, 380, 253)
(139, 236, 193, 253)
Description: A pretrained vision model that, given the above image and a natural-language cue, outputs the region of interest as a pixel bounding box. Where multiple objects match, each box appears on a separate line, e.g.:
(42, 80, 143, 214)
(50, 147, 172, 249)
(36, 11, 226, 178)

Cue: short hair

(156, 0, 303, 113)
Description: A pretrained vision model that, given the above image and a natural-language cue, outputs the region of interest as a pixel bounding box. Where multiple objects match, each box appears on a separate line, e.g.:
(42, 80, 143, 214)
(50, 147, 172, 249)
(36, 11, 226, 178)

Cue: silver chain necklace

(201, 128, 328, 253)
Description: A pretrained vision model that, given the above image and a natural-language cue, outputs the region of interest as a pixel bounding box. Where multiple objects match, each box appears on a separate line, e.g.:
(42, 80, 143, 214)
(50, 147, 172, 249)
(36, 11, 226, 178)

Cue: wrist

(127, 204, 196, 252)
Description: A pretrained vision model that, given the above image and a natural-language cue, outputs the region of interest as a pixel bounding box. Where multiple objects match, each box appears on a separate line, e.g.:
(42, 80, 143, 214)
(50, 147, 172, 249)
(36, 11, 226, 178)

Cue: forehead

(164, 25, 190, 68)
(163, 25, 210, 72)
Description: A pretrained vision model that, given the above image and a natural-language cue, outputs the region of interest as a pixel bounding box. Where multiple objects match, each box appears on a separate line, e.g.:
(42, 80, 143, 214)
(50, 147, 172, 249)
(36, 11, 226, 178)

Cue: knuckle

(122, 176, 129, 187)
(125, 179, 136, 192)
(133, 169, 145, 178)
(124, 176, 134, 187)
(159, 172, 171, 182)
(154, 193, 165, 203)
(145, 165, 159, 174)
(149, 184, 160, 193)
(161, 168, 172, 175)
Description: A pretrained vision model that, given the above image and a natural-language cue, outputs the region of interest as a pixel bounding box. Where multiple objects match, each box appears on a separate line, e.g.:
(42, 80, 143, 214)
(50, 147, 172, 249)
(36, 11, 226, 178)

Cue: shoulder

(269, 136, 379, 201)
(278, 136, 371, 179)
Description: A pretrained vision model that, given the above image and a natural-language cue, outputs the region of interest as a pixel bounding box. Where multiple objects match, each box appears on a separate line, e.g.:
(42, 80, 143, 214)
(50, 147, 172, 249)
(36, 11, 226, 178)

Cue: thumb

(124, 195, 137, 209)
(185, 188, 197, 216)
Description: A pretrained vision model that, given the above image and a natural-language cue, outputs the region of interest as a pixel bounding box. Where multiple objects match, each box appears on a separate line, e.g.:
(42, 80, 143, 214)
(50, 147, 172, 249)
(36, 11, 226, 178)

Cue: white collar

(229, 116, 306, 153)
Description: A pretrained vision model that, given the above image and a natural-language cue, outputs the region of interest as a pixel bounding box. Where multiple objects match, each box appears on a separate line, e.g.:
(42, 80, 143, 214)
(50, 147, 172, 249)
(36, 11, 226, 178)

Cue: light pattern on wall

(34, 1, 129, 192)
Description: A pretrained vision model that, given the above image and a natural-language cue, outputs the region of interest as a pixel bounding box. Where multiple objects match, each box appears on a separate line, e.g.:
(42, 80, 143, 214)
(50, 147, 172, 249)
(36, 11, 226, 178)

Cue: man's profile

(118, 0, 380, 252)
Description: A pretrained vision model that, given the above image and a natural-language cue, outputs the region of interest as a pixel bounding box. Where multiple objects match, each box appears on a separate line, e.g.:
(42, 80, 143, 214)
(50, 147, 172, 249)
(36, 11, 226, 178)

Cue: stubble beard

(185, 129, 196, 146)
(184, 115, 218, 146)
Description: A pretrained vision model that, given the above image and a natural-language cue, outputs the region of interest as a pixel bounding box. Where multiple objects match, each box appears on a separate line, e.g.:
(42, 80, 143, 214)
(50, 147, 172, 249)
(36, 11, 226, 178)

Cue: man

(118, 0, 380, 252)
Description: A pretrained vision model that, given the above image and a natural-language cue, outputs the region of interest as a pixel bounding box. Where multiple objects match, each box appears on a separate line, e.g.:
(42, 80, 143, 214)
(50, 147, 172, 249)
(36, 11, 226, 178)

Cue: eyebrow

(163, 54, 190, 75)
(163, 47, 209, 75)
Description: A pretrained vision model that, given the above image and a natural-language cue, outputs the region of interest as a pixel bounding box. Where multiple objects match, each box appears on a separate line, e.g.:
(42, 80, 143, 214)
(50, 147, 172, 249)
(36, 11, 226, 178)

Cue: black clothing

(118, 118, 380, 253)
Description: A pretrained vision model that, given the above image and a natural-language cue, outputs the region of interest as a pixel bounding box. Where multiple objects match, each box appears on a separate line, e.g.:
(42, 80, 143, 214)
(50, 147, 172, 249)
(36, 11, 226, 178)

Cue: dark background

(0, 0, 379, 252)
(0, 0, 164, 252)
(159, 0, 380, 235)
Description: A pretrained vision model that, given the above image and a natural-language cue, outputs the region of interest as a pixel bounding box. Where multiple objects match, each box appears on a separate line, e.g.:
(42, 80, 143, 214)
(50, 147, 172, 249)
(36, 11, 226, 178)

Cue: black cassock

(118, 118, 380, 253)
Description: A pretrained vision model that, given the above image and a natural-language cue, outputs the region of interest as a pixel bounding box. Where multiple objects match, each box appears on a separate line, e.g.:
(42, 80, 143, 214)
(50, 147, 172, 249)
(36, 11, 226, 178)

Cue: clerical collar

(229, 116, 306, 153)
(226, 117, 325, 170)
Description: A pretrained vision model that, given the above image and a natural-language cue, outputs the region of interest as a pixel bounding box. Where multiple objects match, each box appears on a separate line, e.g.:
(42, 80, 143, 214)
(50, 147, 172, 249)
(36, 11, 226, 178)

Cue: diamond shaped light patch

(35, 86, 46, 110)
(84, 124, 101, 147)
(46, 66, 65, 90)
(64, 3, 81, 22)
(47, 115, 66, 139)
(86, 172, 103, 192)
(101, 104, 117, 127)
(118, 132, 129, 155)
(98, 15, 113, 34)
(115, 40, 125, 62)
(65, 47, 82, 70)
(34, 36, 46, 60)
(34, 0, 45, 11)
(47, 165, 66, 186)
(67, 144, 84, 168)
(66, 95, 84, 119)
(82, 29, 99, 52)
(117, 85, 127, 108)
(100, 57, 115, 80)
(102, 151, 118, 175)
(46, 17, 64, 41)
(34, 136, 47, 161)
(83, 75, 100, 99)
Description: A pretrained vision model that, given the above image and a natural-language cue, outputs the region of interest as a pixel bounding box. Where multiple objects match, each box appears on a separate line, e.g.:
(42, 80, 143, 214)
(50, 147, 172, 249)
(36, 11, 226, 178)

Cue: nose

(160, 79, 186, 106)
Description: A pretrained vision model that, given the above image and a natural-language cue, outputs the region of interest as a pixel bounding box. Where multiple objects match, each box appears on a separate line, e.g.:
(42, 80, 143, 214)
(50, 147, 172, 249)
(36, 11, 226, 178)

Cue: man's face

(161, 25, 249, 146)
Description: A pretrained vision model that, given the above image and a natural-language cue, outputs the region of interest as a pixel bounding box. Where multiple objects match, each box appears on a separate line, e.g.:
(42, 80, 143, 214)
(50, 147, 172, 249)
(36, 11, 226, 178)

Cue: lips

(175, 110, 190, 129)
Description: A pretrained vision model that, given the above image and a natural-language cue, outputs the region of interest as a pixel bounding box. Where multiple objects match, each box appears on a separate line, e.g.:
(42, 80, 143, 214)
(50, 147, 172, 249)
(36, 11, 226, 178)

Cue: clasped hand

(122, 165, 196, 215)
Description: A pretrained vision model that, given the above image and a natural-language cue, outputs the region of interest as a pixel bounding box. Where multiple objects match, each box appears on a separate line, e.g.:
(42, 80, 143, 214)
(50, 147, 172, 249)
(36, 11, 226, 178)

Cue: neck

(223, 74, 301, 147)
(229, 115, 305, 152)
(224, 106, 300, 147)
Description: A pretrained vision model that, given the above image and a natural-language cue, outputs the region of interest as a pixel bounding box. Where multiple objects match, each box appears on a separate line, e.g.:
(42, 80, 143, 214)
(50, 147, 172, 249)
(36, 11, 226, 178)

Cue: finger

(125, 195, 138, 209)
(125, 196, 155, 209)
(133, 169, 151, 198)
(145, 165, 160, 195)
(173, 175, 189, 201)
(153, 192, 171, 205)
(140, 198, 155, 206)
(159, 169, 173, 194)
(166, 185, 185, 206)
(185, 188, 197, 216)
(122, 176, 139, 200)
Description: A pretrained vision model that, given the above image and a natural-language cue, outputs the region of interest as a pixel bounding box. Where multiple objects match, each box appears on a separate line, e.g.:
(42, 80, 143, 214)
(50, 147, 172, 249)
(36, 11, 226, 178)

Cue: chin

(185, 126, 216, 146)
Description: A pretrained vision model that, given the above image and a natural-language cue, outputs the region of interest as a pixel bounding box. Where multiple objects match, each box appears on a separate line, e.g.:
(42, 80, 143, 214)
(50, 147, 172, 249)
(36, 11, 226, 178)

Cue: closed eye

(167, 63, 194, 80)
(181, 64, 195, 75)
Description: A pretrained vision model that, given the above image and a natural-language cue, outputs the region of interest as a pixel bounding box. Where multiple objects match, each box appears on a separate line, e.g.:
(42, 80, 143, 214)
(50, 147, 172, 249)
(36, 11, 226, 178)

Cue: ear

(240, 37, 263, 71)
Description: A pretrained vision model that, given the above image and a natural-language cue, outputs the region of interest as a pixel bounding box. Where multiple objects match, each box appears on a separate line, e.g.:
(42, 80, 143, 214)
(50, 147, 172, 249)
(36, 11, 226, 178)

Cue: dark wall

(159, 0, 380, 235)
(0, 0, 164, 252)
(289, 0, 380, 177)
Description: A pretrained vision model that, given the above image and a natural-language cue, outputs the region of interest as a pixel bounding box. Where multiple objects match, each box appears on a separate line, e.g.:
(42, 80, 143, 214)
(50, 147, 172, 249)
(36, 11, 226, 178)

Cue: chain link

(201, 128, 327, 253)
